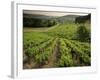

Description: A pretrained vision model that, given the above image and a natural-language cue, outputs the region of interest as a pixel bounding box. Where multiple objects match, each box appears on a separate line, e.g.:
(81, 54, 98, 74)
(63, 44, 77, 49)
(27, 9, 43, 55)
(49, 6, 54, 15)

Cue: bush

(77, 25, 90, 42)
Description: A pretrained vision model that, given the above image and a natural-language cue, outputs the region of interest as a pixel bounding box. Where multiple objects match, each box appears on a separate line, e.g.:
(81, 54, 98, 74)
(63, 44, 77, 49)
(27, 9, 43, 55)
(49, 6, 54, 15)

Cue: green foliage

(47, 23, 78, 39)
(64, 39, 90, 65)
(58, 39, 73, 67)
(75, 14, 91, 23)
(77, 25, 90, 42)
(23, 18, 57, 27)
(23, 22, 91, 68)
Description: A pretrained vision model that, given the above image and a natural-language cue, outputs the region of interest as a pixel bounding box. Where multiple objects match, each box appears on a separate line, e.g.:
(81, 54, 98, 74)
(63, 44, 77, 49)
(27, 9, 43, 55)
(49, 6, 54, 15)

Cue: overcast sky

(23, 10, 89, 17)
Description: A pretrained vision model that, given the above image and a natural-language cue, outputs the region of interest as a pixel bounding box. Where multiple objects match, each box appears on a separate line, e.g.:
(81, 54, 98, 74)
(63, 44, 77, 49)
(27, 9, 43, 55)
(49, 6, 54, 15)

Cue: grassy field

(23, 22, 91, 69)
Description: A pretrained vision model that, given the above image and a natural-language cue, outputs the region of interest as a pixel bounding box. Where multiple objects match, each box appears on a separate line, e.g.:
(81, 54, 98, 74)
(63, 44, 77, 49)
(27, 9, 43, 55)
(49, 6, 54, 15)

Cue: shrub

(77, 25, 90, 42)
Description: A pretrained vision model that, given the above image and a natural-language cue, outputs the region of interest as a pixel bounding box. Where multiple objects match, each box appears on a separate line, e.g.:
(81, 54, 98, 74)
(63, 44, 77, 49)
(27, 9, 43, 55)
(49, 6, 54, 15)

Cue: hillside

(56, 15, 79, 23)
(23, 14, 80, 27)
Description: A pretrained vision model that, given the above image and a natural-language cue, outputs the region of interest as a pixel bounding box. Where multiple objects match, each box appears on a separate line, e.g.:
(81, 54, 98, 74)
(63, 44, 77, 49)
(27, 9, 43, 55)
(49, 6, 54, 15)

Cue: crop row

(24, 37, 58, 67)
(64, 39, 90, 66)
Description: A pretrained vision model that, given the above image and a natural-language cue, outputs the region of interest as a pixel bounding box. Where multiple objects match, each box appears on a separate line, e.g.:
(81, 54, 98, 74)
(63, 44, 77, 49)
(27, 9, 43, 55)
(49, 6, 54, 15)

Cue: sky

(23, 10, 89, 17)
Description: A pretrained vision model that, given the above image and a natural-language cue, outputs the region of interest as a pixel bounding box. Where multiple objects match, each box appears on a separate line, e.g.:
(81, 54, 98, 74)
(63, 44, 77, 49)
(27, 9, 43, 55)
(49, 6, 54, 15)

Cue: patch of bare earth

(42, 39, 60, 68)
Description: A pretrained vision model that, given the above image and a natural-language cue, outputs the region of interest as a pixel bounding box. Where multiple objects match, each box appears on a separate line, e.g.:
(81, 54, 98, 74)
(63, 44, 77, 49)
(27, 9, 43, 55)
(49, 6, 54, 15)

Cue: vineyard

(23, 23, 91, 69)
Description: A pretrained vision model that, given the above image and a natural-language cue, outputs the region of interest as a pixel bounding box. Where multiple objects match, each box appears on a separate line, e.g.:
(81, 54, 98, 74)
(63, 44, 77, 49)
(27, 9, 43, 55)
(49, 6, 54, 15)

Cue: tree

(77, 25, 90, 42)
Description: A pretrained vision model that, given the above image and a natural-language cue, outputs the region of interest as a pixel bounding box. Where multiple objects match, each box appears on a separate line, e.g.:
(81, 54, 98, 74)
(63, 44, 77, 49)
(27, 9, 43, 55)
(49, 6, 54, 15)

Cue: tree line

(23, 14, 91, 27)
(75, 14, 91, 23)
(23, 17, 57, 27)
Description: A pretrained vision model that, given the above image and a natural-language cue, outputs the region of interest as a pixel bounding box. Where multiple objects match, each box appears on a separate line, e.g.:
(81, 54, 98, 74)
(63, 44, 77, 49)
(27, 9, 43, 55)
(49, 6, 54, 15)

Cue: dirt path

(23, 51, 38, 69)
(42, 38, 60, 68)
(23, 24, 60, 32)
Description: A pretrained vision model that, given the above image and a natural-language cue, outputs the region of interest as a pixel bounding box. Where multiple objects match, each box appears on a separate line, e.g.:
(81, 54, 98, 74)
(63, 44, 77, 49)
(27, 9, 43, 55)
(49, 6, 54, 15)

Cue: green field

(23, 22, 91, 69)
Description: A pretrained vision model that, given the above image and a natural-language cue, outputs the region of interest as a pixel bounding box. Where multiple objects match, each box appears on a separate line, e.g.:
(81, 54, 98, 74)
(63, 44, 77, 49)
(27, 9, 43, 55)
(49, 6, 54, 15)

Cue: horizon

(23, 10, 89, 17)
